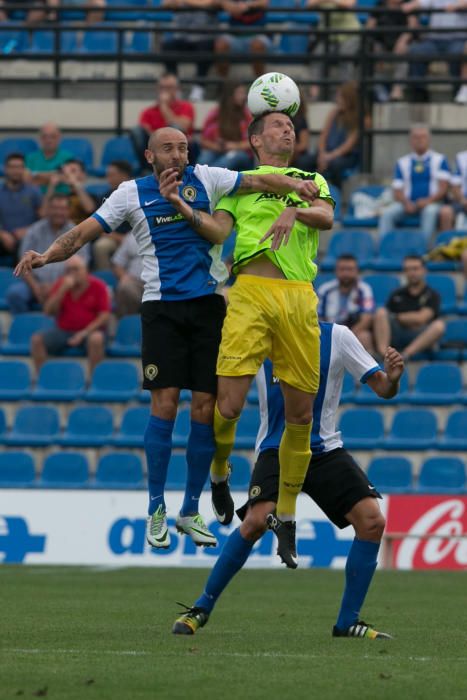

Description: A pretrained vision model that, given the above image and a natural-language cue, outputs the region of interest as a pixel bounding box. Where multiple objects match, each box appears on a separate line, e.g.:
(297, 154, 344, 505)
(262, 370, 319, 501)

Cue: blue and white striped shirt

(392, 150, 450, 201)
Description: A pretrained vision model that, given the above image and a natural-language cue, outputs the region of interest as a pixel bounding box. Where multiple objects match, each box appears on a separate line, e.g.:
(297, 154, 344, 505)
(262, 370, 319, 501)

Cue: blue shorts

(220, 34, 272, 52)
(41, 326, 82, 354)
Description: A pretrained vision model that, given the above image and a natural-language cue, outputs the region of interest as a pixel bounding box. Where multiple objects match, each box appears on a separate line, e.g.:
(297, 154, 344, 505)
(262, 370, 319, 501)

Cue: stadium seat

(124, 31, 152, 53)
(425, 274, 457, 314)
(363, 274, 400, 308)
(458, 284, 467, 316)
(0, 267, 15, 309)
(229, 455, 252, 490)
(372, 231, 427, 271)
(112, 406, 149, 447)
(86, 361, 139, 402)
(235, 408, 261, 449)
(338, 408, 384, 449)
(106, 0, 148, 20)
(321, 230, 375, 270)
(40, 452, 89, 489)
(81, 29, 118, 54)
(0, 137, 38, 173)
(92, 136, 140, 177)
(166, 454, 187, 490)
(0, 360, 31, 401)
(0, 408, 6, 438)
(427, 230, 467, 272)
(61, 137, 94, 171)
(435, 320, 467, 361)
(0, 27, 29, 55)
(437, 410, 467, 451)
(86, 183, 109, 203)
(329, 185, 341, 222)
(145, 0, 173, 22)
(29, 29, 79, 53)
(354, 370, 409, 405)
(95, 452, 144, 489)
(92, 269, 117, 289)
(173, 408, 191, 448)
(366, 456, 413, 493)
(314, 272, 333, 290)
(418, 457, 466, 493)
(60, 406, 113, 447)
(0, 451, 36, 487)
(384, 409, 437, 450)
(4, 406, 60, 446)
(31, 360, 86, 401)
(341, 185, 386, 227)
(108, 315, 141, 357)
(1, 313, 54, 355)
(407, 363, 463, 405)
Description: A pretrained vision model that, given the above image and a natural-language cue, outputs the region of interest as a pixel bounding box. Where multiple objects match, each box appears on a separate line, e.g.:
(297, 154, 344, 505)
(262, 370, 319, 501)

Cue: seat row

(0, 405, 465, 450)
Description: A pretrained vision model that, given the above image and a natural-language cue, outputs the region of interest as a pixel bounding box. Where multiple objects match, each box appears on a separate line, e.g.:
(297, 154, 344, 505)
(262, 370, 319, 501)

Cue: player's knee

(355, 513, 386, 542)
(216, 396, 242, 421)
(241, 508, 269, 541)
(191, 395, 215, 424)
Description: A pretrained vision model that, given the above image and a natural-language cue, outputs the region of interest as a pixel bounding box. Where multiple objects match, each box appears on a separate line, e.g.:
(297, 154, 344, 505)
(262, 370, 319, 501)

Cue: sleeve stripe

(92, 212, 112, 233)
(360, 366, 382, 384)
(230, 172, 243, 195)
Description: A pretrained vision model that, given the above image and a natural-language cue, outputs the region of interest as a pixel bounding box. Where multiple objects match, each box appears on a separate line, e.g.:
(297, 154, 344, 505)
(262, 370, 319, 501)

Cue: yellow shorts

(217, 274, 320, 393)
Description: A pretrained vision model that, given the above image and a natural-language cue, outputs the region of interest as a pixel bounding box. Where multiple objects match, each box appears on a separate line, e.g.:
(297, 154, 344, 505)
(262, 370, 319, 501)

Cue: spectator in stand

(318, 254, 375, 352)
(373, 255, 445, 361)
(0, 153, 42, 261)
(450, 0, 467, 104)
(25, 123, 74, 193)
(307, 81, 360, 187)
(42, 159, 95, 224)
(378, 124, 451, 243)
(3, 0, 106, 25)
(198, 83, 254, 170)
(291, 94, 312, 171)
(439, 149, 467, 229)
(92, 160, 133, 269)
(6, 194, 88, 314)
(307, 0, 361, 101)
(366, 0, 418, 102)
(161, 0, 218, 101)
(111, 233, 143, 317)
(403, 0, 467, 102)
(30, 255, 110, 374)
(214, 0, 271, 79)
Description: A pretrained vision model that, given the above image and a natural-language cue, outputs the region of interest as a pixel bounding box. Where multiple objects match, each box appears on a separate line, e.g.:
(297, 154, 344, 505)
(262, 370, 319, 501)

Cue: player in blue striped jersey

(15, 127, 319, 551)
(173, 323, 404, 639)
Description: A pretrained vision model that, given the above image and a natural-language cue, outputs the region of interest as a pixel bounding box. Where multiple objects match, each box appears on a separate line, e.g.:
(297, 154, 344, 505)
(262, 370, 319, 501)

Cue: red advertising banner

(385, 495, 467, 570)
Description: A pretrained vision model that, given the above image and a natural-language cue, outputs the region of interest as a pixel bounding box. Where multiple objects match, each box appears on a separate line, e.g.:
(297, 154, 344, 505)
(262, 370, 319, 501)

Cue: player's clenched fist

(292, 179, 319, 203)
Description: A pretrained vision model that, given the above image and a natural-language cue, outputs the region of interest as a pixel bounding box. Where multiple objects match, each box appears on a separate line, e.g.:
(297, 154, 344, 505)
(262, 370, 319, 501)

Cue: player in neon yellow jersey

(159, 111, 334, 568)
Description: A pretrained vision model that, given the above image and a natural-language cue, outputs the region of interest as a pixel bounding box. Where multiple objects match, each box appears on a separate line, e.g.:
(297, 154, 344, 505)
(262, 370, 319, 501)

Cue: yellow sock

(210, 403, 239, 483)
(277, 421, 312, 519)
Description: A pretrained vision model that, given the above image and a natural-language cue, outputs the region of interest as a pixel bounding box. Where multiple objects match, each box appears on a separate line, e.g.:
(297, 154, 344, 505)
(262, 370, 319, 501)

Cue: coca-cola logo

(395, 500, 467, 569)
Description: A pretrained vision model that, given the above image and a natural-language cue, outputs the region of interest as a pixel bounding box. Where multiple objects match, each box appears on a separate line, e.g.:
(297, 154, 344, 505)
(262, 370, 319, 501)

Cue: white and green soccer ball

(247, 72, 301, 118)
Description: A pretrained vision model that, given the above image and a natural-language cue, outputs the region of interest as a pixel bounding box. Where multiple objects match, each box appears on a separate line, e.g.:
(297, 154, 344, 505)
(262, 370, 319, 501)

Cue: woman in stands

(197, 83, 254, 171)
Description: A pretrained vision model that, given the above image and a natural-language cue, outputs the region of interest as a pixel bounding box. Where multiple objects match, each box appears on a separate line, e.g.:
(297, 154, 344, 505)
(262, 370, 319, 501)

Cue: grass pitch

(1, 567, 466, 700)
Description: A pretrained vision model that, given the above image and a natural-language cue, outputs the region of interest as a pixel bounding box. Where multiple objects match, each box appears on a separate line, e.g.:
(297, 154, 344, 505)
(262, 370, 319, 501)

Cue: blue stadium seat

(435, 320, 467, 361)
(341, 373, 357, 403)
(418, 457, 466, 493)
(106, 0, 148, 20)
(427, 230, 467, 272)
(0, 408, 6, 439)
(229, 455, 252, 490)
(60, 406, 113, 447)
(108, 315, 141, 357)
(329, 185, 341, 222)
(93, 136, 140, 177)
(145, 0, 173, 21)
(1, 313, 54, 355)
(363, 274, 400, 308)
(354, 370, 409, 405)
(40, 452, 89, 489)
(0, 137, 38, 175)
(86, 183, 109, 203)
(31, 360, 86, 402)
(338, 408, 384, 449)
(95, 452, 144, 489)
(124, 30, 152, 53)
(341, 185, 386, 227)
(0, 360, 31, 401)
(0, 451, 36, 488)
(384, 409, 437, 450)
(86, 361, 139, 402)
(81, 29, 118, 54)
(425, 274, 457, 314)
(112, 406, 149, 447)
(458, 284, 467, 316)
(0, 267, 15, 310)
(60, 137, 94, 171)
(321, 230, 375, 270)
(92, 269, 117, 289)
(235, 408, 260, 449)
(5, 406, 60, 446)
(437, 410, 467, 451)
(173, 408, 191, 448)
(366, 456, 413, 493)
(28, 29, 79, 53)
(166, 454, 187, 490)
(407, 363, 463, 405)
(314, 272, 333, 290)
(372, 231, 427, 271)
(0, 27, 29, 55)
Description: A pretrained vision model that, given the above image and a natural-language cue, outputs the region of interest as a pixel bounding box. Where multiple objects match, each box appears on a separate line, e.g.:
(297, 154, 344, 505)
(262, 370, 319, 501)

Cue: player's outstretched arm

(367, 347, 404, 399)
(14, 217, 103, 277)
(238, 173, 319, 203)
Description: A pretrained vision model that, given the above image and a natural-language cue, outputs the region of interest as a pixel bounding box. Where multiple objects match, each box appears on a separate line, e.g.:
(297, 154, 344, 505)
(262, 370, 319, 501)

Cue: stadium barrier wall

(1, 491, 466, 569)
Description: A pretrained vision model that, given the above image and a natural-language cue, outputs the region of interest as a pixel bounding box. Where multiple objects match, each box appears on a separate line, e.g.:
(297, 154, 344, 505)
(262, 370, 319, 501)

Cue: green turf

(1, 567, 466, 700)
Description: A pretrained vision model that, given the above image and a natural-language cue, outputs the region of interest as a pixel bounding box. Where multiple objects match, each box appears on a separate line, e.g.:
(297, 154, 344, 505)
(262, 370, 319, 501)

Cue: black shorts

(237, 447, 382, 529)
(141, 294, 226, 394)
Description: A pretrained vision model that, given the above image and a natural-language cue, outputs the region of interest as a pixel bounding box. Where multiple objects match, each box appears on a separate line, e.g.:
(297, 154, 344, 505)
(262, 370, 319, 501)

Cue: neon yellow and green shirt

(216, 165, 334, 282)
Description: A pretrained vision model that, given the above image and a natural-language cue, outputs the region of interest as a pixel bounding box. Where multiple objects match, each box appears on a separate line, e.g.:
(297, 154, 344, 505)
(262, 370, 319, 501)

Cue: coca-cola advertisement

(385, 495, 467, 570)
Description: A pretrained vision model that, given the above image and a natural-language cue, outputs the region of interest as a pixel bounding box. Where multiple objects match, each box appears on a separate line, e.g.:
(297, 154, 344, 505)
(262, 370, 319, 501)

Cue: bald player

(15, 127, 320, 551)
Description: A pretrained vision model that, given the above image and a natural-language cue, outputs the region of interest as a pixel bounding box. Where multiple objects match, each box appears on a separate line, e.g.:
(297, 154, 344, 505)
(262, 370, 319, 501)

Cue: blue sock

(180, 421, 216, 517)
(195, 528, 254, 613)
(335, 538, 380, 631)
(144, 415, 174, 516)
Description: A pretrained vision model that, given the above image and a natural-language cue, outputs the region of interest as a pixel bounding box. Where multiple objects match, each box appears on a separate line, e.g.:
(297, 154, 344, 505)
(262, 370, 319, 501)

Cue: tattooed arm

(237, 173, 319, 203)
(14, 217, 103, 277)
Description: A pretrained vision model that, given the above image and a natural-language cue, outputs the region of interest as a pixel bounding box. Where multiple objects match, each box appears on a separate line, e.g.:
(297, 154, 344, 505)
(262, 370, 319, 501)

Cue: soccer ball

(247, 73, 301, 118)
